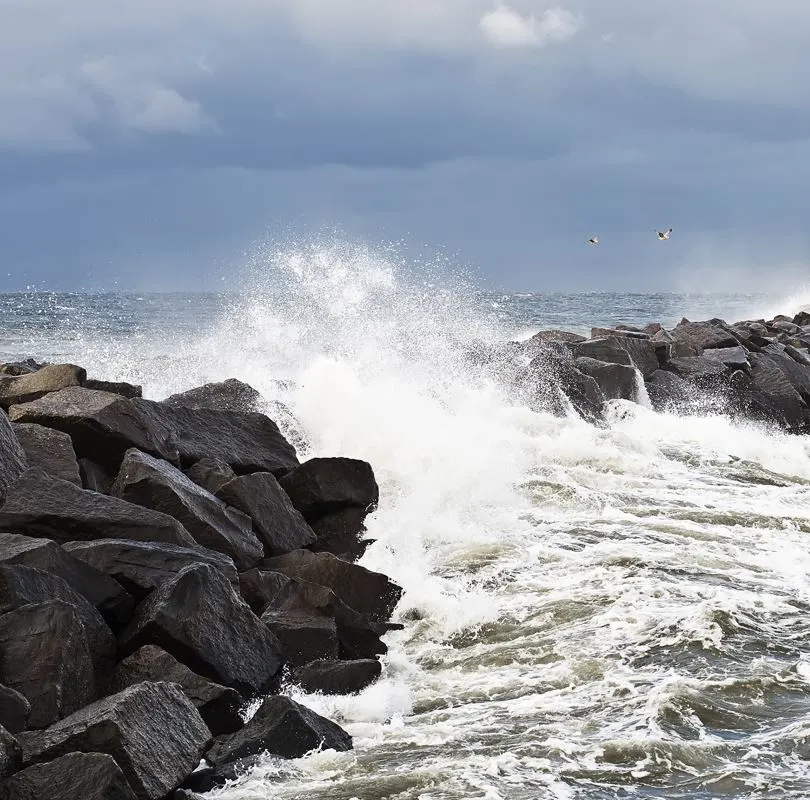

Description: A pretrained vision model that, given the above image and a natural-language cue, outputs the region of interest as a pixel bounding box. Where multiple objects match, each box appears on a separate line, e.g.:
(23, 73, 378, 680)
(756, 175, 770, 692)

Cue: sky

(1, 0, 810, 292)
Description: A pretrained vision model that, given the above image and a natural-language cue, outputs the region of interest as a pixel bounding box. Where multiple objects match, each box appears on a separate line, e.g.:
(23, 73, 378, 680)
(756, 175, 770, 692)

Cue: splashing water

(6, 241, 810, 799)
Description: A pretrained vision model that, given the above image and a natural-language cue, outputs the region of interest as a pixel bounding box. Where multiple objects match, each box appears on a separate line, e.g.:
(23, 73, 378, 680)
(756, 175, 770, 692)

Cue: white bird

(656, 228, 672, 240)
(587, 235, 599, 245)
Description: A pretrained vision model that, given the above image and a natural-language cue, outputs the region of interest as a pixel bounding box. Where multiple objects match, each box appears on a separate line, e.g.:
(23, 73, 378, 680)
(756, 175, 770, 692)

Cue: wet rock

(0, 752, 137, 800)
(616, 336, 660, 378)
(0, 686, 29, 735)
(308, 507, 373, 561)
(0, 601, 97, 729)
(574, 358, 638, 401)
(644, 370, 697, 412)
(0, 726, 21, 780)
(670, 320, 739, 353)
(0, 365, 86, 410)
(262, 606, 337, 667)
(0, 469, 196, 548)
(0, 533, 133, 628)
(793, 311, 810, 327)
(571, 337, 632, 367)
(759, 345, 810, 403)
(590, 327, 650, 340)
(663, 356, 728, 384)
(529, 330, 586, 345)
(17, 682, 211, 800)
(278, 458, 379, 522)
(63, 539, 239, 602)
(11, 423, 81, 485)
(111, 449, 262, 570)
(110, 646, 243, 736)
(179, 756, 263, 794)
(0, 413, 25, 505)
(292, 659, 382, 695)
(79, 457, 113, 493)
(216, 472, 315, 556)
(651, 328, 696, 358)
(119, 563, 283, 695)
(0, 360, 45, 377)
(184, 458, 235, 496)
(701, 345, 750, 371)
(84, 379, 142, 399)
(162, 379, 262, 413)
(746, 352, 808, 430)
(206, 696, 351, 765)
(260, 550, 402, 623)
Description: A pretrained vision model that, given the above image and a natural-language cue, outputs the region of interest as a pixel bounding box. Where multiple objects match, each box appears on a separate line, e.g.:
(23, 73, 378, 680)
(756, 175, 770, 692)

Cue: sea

(3, 244, 810, 799)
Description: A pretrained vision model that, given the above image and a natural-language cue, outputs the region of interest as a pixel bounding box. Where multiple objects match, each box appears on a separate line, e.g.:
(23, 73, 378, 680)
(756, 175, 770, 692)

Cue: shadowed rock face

(12, 422, 81, 485)
(0, 411, 26, 505)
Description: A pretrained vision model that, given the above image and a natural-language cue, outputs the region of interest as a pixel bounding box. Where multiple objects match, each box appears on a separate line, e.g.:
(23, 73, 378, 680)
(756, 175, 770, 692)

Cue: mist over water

(4, 242, 810, 798)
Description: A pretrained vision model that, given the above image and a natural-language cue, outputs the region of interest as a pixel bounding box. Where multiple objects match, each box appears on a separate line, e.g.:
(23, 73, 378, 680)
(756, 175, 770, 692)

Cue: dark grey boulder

(111, 450, 262, 570)
(12, 423, 80, 485)
(0, 752, 137, 800)
(651, 328, 697, 358)
(206, 696, 351, 765)
(529, 330, 586, 345)
(0, 601, 97, 729)
(523, 349, 605, 422)
(308, 507, 373, 561)
(279, 458, 379, 522)
(701, 345, 750, 371)
(216, 472, 315, 556)
(292, 659, 381, 695)
(0, 469, 196, 548)
(78, 458, 113, 494)
(179, 756, 263, 794)
(0, 725, 21, 781)
(590, 327, 649, 340)
(644, 370, 695, 411)
(574, 358, 638, 402)
(745, 353, 808, 430)
(794, 311, 810, 327)
(262, 608, 337, 667)
(84, 379, 142, 399)
(184, 458, 235, 496)
(0, 412, 25, 505)
(664, 356, 728, 384)
(571, 337, 633, 367)
(0, 360, 44, 377)
(119, 563, 283, 695)
(237, 569, 290, 616)
(670, 320, 739, 353)
(162, 379, 262, 413)
(0, 365, 86, 410)
(110, 646, 243, 736)
(63, 539, 239, 602)
(0, 685, 30, 734)
(260, 550, 402, 623)
(616, 336, 660, 378)
(17, 682, 211, 800)
(759, 345, 810, 403)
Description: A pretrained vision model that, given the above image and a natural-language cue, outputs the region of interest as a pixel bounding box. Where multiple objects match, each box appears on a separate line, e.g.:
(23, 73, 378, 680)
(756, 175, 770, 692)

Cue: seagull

(587, 235, 599, 245)
(656, 228, 673, 240)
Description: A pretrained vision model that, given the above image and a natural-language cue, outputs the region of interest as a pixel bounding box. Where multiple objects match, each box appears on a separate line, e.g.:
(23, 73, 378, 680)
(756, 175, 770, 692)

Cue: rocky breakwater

(0, 364, 402, 799)
(512, 311, 810, 431)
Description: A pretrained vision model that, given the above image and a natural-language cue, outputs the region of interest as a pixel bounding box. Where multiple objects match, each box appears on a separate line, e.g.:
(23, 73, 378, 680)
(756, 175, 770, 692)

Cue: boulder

(0, 726, 21, 781)
(590, 327, 649, 340)
(11, 423, 80, 485)
(111, 450, 262, 571)
(63, 539, 239, 601)
(119, 564, 283, 695)
(701, 345, 750, 372)
(670, 320, 739, 353)
(216, 472, 316, 556)
(184, 458, 235, 496)
(0, 686, 29, 734)
(0, 601, 97, 728)
(110, 646, 243, 736)
(262, 607, 337, 667)
(0, 533, 133, 628)
(0, 413, 25, 505)
(78, 458, 113, 494)
(651, 328, 696, 358)
(292, 659, 381, 695)
(745, 353, 807, 430)
(17, 682, 211, 800)
(571, 337, 633, 366)
(7, 388, 178, 472)
(616, 336, 660, 378)
(84, 379, 142, 399)
(793, 311, 810, 327)
(308, 507, 373, 561)
(162, 380, 262, 413)
(0, 360, 45, 377)
(260, 550, 402, 623)
(663, 356, 728, 384)
(759, 345, 810, 403)
(574, 358, 638, 402)
(0, 469, 196, 548)
(179, 756, 263, 794)
(0, 365, 86, 410)
(205, 696, 351, 765)
(529, 330, 586, 345)
(278, 458, 379, 522)
(0, 752, 137, 800)
(644, 370, 696, 412)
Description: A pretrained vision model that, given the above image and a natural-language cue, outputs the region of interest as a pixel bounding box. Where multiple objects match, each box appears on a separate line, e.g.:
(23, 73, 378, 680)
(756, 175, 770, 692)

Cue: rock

(110, 646, 243, 736)
(63, 539, 239, 602)
(0, 601, 98, 728)
(759, 345, 810, 403)
(84, 379, 142, 399)
(11, 423, 81, 485)
(79, 458, 113, 493)
(793, 311, 810, 327)
(771, 320, 802, 336)
(111, 450, 262, 571)
(0, 413, 25, 505)
(216, 472, 315, 556)
(701, 345, 750, 371)
(529, 330, 586, 345)
(119, 564, 283, 695)
(663, 356, 728, 384)
(179, 756, 263, 794)
(292, 659, 381, 695)
(162, 380, 262, 413)
(205, 696, 351, 765)
(571, 337, 632, 367)
(308, 507, 373, 561)
(616, 336, 660, 378)
(0, 360, 45, 377)
(279, 458, 379, 522)
(651, 328, 696, 358)
(670, 320, 739, 353)
(17, 682, 211, 800)
(237, 569, 291, 615)
(8, 388, 177, 472)
(746, 352, 808, 429)
(0, 686, 30, 734)
(785, 344, 810, 367)
(0, 365, 86, 410)
(644, 370, 696, 412)
(0, 726, 21, 780)
(0, 752, 137, 800)
(590, 327, 650, 340)
(262, 606, 337, 667)
(260, 550, 402, 623)
(184, 459, 235, 496)
(0, 469, 196, 548)
(574, 358, 638, 402)
(0, 533, 133, 628)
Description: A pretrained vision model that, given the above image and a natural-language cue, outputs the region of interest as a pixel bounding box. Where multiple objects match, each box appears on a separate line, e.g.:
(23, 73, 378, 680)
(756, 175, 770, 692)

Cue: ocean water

(3, 244, 810, 799)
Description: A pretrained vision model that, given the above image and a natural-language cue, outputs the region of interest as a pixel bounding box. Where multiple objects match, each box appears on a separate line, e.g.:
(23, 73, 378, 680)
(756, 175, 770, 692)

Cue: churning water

(3, 242, 810, 799)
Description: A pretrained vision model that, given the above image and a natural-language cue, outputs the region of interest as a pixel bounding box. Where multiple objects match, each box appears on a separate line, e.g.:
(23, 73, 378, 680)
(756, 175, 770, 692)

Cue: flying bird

(656, 228, 673, 240)
(587, 236, 599, 245)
